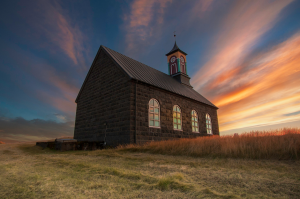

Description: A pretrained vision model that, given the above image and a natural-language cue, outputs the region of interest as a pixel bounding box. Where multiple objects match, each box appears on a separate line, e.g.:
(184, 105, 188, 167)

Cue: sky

(0, 0, 300, 143)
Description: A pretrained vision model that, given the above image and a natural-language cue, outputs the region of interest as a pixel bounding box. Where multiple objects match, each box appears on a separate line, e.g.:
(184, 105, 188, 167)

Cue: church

(74, 42, 219, 146)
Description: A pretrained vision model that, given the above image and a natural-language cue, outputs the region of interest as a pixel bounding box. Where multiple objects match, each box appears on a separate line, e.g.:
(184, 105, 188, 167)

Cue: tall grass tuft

(119, 128, 300, 160)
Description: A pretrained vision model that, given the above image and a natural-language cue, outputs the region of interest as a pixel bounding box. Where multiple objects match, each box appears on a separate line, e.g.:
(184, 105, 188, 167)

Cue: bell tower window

(180, 56, 186, 74)
(169, 56, 178, 75)
(166, 41, 192, 87)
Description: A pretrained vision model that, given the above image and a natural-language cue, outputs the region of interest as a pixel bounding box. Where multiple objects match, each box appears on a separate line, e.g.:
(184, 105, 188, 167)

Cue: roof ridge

(100, 45, 217, 108)
(102, 45, 170, 77)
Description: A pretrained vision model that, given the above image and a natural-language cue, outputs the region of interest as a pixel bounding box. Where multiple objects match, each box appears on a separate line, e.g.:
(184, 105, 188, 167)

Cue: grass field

(1, 140, 300, 198)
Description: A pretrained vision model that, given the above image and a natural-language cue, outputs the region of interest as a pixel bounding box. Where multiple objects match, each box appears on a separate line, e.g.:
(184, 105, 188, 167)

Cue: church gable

(76, 47, 130, 103)
(74, 48, 132, 144)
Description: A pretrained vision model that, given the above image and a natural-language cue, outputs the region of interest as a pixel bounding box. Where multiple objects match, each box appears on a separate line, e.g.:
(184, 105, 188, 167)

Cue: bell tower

(166, 41, 192, 88)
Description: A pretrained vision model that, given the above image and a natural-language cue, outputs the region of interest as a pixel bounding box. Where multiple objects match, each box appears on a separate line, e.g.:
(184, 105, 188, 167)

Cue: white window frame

(149, 98, 160, 128)
(191, 110, 199, 133)
(173, 105, 182, 131)
(206, 113, 212, 134)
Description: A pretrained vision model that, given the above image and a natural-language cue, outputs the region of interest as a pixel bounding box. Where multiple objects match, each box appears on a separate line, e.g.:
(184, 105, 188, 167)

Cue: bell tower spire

(166, 40, 192, 88)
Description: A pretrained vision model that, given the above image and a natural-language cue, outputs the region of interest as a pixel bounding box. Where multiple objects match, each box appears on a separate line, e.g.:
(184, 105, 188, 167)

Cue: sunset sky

(0, 0, 300, 143)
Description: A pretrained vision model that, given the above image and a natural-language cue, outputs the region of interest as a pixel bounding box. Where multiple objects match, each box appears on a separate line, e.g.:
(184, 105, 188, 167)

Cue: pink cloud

(31, 65, 79, 117)
(19, 0, 88, 67)
(123, 0, 172, 51)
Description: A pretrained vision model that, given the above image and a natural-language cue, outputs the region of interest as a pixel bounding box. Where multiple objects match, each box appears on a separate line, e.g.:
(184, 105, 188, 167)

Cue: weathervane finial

(174, 31, 176, 41)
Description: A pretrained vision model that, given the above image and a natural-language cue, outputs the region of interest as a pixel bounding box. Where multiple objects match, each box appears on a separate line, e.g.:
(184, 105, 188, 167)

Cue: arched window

(191, 110, 199, 132)
(149, 99, 160, 127)
(169, 56, 178, 75)
(206, 114, 212, 134)
(180, 56, 186, 74)
(173, 105, 182, 130)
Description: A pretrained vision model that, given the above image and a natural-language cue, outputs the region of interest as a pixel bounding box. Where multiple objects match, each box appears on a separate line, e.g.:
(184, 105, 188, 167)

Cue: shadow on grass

(18, 144, 60, 155)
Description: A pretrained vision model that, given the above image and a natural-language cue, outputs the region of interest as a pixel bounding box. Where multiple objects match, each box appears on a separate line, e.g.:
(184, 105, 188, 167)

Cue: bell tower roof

(166, 41, 187, 56)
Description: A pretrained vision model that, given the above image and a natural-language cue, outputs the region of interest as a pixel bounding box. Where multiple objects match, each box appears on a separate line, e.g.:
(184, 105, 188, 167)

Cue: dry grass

(0, 142, 300, 198)
(119, 128, 300, 160)
(1, 129, 300, 198)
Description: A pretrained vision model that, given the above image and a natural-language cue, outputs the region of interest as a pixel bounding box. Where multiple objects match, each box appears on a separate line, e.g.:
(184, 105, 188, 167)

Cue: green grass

(0, 143, 300, 198)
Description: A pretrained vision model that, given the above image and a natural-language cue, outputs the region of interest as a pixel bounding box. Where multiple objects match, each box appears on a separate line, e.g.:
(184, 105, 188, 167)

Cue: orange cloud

(191, 0, 293, 91)
(190, 0, 299, 134)
(215, 32, 300, 133)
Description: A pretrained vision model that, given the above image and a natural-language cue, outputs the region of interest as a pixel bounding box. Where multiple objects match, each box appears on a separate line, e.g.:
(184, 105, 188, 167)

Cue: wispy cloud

(19, 0, 88, 67)
(215, 32, 300, 132)
(34, 65, 79, 117)
(123, 0, 172, 51)
(190, 0, 295, 134)
(192, 0, 293, 91)
(2, 43, 79, 119)
(190, 0, 214, 17)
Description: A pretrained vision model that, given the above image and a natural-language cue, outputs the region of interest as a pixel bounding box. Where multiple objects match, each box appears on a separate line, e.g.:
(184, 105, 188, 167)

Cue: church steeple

(166, 41, 187, 57)
(166, 41, 192, 88)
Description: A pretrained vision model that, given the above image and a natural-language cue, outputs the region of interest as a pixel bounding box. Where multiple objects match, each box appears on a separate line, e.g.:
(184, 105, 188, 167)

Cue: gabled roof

(166, 41, 187, 56)
(76, 45, 217, 108)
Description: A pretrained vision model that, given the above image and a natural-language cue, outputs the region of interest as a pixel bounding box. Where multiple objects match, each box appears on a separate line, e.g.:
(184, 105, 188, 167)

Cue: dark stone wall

(74, 49, 132, 146)
(130, 81, 219, 144)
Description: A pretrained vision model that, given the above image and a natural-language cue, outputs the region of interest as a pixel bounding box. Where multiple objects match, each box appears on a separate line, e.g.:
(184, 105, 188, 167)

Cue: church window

(191, 110, 199, 132)
(173, 105, 182, 130)
(149, 99, 160, 127)
(206, 114, 212, 134)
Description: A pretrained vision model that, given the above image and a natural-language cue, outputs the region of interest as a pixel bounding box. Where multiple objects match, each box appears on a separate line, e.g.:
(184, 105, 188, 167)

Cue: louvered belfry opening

(166, 42, 192, 88)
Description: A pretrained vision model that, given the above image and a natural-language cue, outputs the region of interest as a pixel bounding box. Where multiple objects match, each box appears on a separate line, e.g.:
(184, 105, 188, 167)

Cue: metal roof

(102, 46, 217, 108)
(166, 41, 187, 56)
